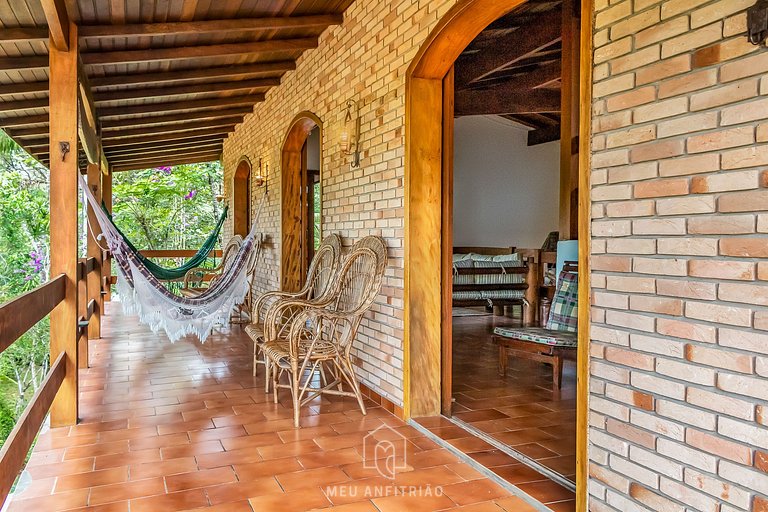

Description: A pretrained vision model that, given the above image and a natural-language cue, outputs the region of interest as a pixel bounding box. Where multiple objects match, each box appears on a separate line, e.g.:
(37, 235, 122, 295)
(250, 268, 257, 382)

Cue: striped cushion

(452, 291, 483, 301)
(452, 259, 475, 285)
(480, 289, 524, 300)
(494, 326, 577, 348)
(473, 260, 525, 285)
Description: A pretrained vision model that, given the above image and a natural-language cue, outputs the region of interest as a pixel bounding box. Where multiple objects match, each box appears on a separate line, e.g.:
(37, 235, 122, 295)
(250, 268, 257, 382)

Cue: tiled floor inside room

(8, 303, 559, 512)
(415, 309, 578, 511)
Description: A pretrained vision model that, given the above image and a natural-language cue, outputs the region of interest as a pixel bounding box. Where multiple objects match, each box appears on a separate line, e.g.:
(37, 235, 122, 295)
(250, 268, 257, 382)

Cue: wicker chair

(246, 233, 342, 385)
(179, 235, 243, 297)
(262, 235, 387, 428)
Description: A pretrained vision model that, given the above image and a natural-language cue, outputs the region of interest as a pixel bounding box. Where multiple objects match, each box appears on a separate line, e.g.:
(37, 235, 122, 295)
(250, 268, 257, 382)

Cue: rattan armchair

(246, 233, 342, 385)
(180, 235, 243, 297)
(262, 235, 387, 428)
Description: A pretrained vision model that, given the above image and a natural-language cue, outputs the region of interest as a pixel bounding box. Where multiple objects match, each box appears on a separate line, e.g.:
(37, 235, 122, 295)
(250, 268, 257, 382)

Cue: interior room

(445, 0, 581, 492)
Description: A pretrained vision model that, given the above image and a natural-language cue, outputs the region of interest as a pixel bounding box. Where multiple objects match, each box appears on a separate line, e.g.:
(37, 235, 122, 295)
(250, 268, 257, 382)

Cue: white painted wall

(453, 115, 560, 249)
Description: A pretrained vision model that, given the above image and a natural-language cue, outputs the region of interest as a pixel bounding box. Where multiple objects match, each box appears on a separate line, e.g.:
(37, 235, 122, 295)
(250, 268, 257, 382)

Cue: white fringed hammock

(78, 173, 264, 342)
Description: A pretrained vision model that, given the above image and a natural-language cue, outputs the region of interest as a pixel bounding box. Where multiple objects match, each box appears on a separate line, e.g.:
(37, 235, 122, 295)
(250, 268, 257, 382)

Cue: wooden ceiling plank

(113, 154, 221, 172)
(0, 27, 50, 42)
(40, 0, 70, 51)
(0, 114, 49, 128)
(81, 38, 318, 66)
(79, 14, 343, 39)
(110, 149, 222, 165)
(455, 88, 560, 117)
(99, 125, 233, 145)
(103, 138, 224, 154)
(0, 98, 48, 113)
(0, 56, 49, 71)
(466, 60, 561, 92)
(98, 94, 262, 118)
(106, 142, 222, 157)
(89, 61, 295, 88)
(102, 107, 251, 130)
(528, 124, 561, 146)
(456, 7, 562, 89)
(101, 117, 241, 139)
(0, 81, 50, 97)
(93, 77, 280, 103)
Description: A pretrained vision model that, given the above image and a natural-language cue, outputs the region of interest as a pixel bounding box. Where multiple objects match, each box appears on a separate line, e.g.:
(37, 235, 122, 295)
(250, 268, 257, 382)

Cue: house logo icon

(362, 425, 408, 479)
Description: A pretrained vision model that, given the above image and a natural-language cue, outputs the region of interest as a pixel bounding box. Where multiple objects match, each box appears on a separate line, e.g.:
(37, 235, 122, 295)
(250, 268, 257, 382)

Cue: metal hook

(59, 141, 70, 161)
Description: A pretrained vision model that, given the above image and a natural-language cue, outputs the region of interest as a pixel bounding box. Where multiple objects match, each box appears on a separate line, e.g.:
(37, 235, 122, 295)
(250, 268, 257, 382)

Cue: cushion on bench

(493, 326, 578, 348)
(546, 271, 578, 332)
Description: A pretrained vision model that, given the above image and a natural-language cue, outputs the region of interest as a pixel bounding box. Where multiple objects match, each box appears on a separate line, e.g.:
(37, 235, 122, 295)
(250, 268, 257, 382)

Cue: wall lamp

(255, 157, 267, 190)
(340, 99, 361, 168)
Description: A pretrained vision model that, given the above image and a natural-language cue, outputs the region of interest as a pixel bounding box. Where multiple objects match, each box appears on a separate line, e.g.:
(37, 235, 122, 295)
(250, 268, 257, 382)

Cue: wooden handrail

(0, 275, 66, 355)
(0, 352, 66, 506)
(139, 249, 222, 258)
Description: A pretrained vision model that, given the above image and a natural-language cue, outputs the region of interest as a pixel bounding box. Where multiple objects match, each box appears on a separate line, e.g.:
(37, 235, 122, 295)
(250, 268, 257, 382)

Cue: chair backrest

(545, 270, 578, 333)
(304, 233, 343, 300)
(331, 235, 388, 315)
(221, 235, 243, 269)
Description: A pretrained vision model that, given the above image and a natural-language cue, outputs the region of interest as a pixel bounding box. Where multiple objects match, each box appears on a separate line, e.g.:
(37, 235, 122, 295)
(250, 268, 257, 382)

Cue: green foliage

(112, 162, 223, 251)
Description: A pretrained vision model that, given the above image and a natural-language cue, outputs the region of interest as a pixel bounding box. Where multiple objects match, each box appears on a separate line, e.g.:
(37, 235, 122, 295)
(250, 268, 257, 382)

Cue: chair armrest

(182, 266, 217, 288)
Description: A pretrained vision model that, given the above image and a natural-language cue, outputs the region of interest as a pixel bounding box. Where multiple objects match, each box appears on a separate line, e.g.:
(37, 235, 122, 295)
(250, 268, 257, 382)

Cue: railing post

(102, 167, 112, 303)
(49, 22, 79, 427)
(87, 162, 102, 337)
(77, 260, 88, 369)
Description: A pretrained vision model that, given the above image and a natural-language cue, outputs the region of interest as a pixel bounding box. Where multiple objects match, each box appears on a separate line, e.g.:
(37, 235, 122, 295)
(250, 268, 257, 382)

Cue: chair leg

(291, 359, 301, 428)
(252, 342, 258, 377)
(497, 343, 507, 376)
(338, 357, 366, 416)
(272, 363, 280, 404)
(264, 352, 271, 394)
(553, 355, 563, 390)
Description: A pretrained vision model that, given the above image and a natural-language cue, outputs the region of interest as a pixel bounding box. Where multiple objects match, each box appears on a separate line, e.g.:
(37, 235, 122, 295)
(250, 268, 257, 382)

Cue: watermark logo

(362, 424, 408, 479)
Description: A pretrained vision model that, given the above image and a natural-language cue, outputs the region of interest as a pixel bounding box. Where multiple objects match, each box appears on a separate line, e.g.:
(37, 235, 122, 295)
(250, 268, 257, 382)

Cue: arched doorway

(233, 157, 251, 238)
(404, 0, 593, 508)
(281, 112, 323, 292)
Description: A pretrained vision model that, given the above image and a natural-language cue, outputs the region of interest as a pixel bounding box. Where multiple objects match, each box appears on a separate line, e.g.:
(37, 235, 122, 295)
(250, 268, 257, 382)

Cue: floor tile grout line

(407, 419, 551, 512)
(446, 416, 576, 493)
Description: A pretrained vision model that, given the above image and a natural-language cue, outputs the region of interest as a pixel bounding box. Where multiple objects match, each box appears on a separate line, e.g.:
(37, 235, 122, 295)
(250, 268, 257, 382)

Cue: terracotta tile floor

(415, 311, 577, 510)
(7, 304, 551, 512)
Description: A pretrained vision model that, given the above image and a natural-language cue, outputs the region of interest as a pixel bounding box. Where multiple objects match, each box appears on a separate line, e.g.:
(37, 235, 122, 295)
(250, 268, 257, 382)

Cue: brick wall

(222, 0, 457, 406)
(589, 1, 768, 511)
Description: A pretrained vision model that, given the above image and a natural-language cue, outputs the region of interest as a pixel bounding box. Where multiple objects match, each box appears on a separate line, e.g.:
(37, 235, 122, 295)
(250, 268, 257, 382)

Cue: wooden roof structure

(454, 0, 565, 146)
(0, 0, 352, 172)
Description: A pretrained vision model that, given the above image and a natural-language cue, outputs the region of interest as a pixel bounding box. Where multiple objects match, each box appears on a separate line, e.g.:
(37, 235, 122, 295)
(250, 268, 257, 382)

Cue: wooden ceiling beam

(455, 88, 560, 116)
(81, 38, 317, 66)
(528, 124, 561, 146)
(456, 7, 562, 89)
(0, 56, 49, 71)
(112, 154, 221, 172)
(0, 81, 49, 97)
(0, 114, 49, 128)
(98, 94, 261, 118)
(89, 61, 295, 88)
(101, 118, 242, 140)
(106, 141, 222, 158)
(100, 126, 233, 145)
(0, 27, 50, 42)
(101, 134, 225, 151)
(103, 140, 224, 157)
(109, 149, 221, 165)
(40, 0, 71, 51)
(466, 60, 561, 91)
(93, 77, 280, 103)
(78, 14, 343, 39)
(0, 98, 48, 113)
(101, 107, 252, 130)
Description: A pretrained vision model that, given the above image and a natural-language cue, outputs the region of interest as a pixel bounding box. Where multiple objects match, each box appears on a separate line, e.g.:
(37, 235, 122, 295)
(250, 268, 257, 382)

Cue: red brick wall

(589, 1, 768, 511)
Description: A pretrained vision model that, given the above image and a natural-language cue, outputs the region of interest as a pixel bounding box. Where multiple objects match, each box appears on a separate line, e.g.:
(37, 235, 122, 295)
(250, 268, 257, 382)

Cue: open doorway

(446, 0, 581, 493)
(281, 113, 323, 292)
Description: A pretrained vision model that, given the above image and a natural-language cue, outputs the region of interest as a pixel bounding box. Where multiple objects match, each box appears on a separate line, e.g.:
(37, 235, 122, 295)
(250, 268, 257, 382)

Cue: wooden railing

(0, 256, 100, 506)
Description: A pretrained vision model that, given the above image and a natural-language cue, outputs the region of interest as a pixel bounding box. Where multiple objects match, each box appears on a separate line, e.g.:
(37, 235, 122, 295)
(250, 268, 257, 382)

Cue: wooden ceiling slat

(106, 141, 222, 157)
(78, 14, 343, 39)
(101, 106, 252, 129)
(89, 60, 295, 88)
(0, 81, 49, 96)
(0, 56, 49, 71)
(98, 94, 262, 117)
(102, 135, 225, 152)
(101, 117, 241, 139)
(100, 125, 233, 145)
(81, 37, 318, 66)
(93, 77, 280, 103)
(455, 88, 560, 117)
(110, 148, 221, 165)
(0, 98, 48, 113)
(112, 154, 221, 172)
(0, 113, 49, 128)
(0, 27, 50, 43)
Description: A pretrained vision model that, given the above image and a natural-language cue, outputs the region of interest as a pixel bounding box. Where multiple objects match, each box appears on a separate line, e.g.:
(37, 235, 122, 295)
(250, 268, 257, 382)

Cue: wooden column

(559, 0, 580, 241)
(87, 162, 102, 338)
(49, 22, 79, 427)
(101, 167, 112, 302)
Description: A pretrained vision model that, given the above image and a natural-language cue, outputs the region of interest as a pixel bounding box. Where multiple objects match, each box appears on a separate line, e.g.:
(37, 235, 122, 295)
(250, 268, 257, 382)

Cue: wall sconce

(254, 157, 267, 189)
(340, 99, 360, 168)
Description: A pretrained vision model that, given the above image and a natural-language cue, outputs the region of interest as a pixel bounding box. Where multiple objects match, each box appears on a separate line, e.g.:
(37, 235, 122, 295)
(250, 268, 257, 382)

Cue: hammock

(104, 204, 228, 281)
(80, 174, 264, 343)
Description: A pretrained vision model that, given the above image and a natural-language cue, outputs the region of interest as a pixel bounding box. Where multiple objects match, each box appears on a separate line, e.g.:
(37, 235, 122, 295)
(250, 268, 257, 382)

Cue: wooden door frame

(403, 0, 594, 510)
(280, 111, 323, 292)
(233, 156, 252, 238)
